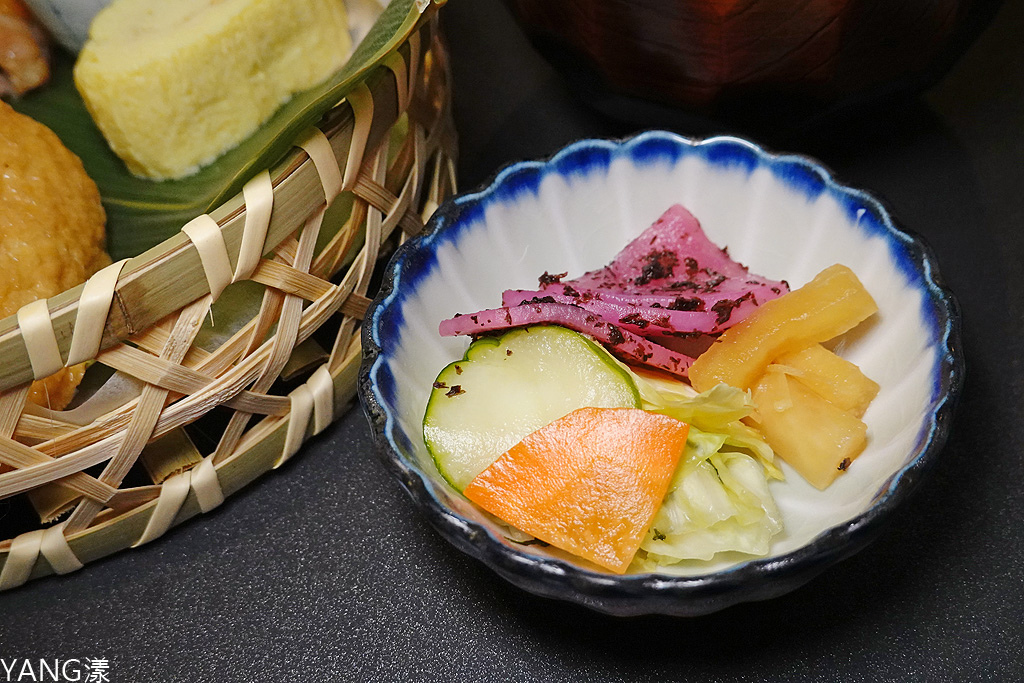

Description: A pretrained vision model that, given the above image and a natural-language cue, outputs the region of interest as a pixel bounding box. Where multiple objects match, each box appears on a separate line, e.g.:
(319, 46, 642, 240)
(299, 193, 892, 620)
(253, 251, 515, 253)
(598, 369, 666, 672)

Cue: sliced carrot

(463, 407, 689, 574)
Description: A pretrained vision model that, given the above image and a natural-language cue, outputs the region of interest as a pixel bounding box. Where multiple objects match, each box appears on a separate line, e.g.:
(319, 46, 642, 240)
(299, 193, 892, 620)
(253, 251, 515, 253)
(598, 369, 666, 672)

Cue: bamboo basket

(0, 3, 456, 589)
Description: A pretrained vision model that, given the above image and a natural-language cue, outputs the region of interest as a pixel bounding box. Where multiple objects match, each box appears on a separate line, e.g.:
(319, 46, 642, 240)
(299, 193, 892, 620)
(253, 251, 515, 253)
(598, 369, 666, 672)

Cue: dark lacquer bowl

(358, 131, 962, 616)
(507, 0, 999, 129)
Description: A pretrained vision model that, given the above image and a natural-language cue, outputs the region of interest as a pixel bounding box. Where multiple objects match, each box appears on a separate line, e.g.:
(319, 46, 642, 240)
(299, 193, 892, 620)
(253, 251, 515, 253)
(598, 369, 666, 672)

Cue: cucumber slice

(423, 325, 641, 491)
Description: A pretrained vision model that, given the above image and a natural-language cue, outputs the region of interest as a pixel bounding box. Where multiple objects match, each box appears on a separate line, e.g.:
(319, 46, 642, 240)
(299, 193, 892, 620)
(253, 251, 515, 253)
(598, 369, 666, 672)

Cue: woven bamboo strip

(140, 430, 205, 484)
(13, 414, 76, 443)
(0, 437, 115, 502)
(0, 388, 27, 438)
(250, 260, 334, 302)
(98, 346, 289, 416)
(312, 197, 369, 279)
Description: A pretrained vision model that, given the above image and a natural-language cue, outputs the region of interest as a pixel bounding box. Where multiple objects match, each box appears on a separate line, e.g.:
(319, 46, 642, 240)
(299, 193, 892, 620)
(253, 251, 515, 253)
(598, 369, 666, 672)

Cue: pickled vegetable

(750, 369, 867, 490)
(689, 264, 878, 392)
(424, 326, 640, 490)
(774, 343, 879, 417)
(463, 407, 689, 573)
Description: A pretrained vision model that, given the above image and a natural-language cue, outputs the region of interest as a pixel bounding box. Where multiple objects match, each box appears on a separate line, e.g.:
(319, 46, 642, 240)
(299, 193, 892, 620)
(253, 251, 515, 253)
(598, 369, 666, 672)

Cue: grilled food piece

(0, 101, 109, 409)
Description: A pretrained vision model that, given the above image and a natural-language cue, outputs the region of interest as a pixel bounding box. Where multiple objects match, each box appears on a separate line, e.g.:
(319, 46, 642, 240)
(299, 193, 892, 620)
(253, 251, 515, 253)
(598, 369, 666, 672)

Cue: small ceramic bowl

(358, 131, 962, 616)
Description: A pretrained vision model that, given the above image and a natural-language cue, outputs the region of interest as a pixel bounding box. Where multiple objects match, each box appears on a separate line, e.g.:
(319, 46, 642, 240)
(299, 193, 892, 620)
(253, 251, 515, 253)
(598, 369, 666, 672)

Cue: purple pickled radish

(439, 302, 694, 378)
(505, 204, 788, 335)
(439, 204, 787, 376)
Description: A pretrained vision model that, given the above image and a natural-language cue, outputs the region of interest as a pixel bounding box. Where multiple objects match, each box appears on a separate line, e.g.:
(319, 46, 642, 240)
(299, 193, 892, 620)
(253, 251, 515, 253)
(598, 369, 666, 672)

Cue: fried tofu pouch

(0, 101, 109, 409)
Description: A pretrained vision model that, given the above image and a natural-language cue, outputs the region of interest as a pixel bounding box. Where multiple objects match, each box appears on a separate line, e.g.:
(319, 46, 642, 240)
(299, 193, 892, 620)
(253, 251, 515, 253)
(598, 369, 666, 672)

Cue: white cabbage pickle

(633, 427, 784, 568)
(626, 370, 785, 568)
(630, 367, 783, 480)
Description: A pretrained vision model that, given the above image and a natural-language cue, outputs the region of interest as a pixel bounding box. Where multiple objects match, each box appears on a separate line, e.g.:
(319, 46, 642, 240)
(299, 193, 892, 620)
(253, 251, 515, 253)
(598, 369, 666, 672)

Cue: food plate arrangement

(360, 131, 963, 616)
(0, 0, 455, 589)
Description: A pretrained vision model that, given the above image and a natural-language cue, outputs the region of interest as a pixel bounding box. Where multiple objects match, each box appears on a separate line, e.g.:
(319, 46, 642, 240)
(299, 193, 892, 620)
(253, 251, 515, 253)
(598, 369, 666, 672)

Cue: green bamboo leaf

(11, 0, 423, 260)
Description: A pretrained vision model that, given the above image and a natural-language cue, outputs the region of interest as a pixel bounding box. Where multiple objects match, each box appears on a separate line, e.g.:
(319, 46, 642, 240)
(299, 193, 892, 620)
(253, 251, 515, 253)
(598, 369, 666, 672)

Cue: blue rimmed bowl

(358, 131, 963, 617)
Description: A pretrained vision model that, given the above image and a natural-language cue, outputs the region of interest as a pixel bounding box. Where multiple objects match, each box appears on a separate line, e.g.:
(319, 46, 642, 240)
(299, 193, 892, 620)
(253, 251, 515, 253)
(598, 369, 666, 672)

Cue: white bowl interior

(379, 140, 939, 576)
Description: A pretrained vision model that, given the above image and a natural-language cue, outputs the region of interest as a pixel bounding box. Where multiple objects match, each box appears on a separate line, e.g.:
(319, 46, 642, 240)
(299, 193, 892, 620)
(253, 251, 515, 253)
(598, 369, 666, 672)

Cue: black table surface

(3, 2, 1022, 681)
